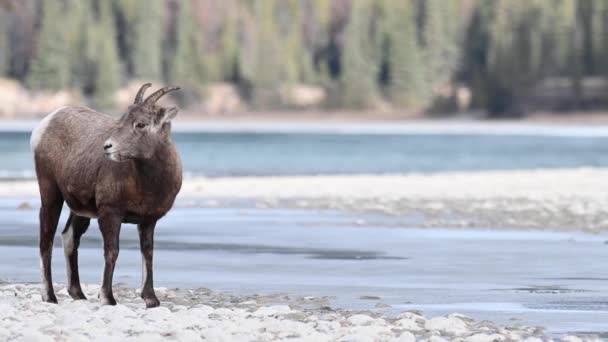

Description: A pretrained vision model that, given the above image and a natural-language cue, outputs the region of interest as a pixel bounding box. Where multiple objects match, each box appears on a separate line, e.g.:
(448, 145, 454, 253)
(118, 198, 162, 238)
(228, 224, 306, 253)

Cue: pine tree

(421, 0, 462, 95)
(28, 0, 70, 91)
(131, 0, 163, 80)
(340, 1, 378, 108)
(218, 3, 240, 82)
(282, 0, 306, 85)
(480, 1, 556, 115)
(0, 9, 8, 77)
(590, 0, 608, 75)
(92, 0, 121, 108)
(66, 0, 95, 90)
(168, 0, 206, 85)
(245, 0, 285, 107)
(386, 0, 426, 108)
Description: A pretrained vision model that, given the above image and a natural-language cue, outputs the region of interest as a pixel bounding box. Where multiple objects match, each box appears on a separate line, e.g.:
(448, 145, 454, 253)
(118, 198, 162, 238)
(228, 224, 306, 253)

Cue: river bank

(0, 283, 598, 341)
(5, 168, 608, 231)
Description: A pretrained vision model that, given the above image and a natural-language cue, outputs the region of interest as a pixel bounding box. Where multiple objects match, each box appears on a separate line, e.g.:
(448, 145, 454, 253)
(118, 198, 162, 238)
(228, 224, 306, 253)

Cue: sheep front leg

(98, 210, 122, 305)
(138, 221, 160, 308)
(62, 213, 90, 300)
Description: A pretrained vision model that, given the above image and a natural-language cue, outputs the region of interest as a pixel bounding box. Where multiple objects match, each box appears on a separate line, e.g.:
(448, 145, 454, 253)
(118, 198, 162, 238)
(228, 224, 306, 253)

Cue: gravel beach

(1, 283, 599, 342)
(4, 168, 608, 231)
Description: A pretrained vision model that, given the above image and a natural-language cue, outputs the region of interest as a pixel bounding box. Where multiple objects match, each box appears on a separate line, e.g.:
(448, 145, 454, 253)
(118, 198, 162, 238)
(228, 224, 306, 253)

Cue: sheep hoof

(143, 296, 160, 308)
(42, 292, 58, 304)
(100, 295, 117, 306)
(68, 287, 87, 300)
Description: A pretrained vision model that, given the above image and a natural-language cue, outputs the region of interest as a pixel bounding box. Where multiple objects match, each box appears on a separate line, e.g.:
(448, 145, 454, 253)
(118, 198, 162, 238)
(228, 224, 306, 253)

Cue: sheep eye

(135, 122, 146, 129)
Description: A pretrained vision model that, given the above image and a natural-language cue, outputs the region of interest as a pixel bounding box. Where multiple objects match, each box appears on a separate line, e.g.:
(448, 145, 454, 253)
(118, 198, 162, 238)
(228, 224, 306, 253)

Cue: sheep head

(103, 84, 181, 162)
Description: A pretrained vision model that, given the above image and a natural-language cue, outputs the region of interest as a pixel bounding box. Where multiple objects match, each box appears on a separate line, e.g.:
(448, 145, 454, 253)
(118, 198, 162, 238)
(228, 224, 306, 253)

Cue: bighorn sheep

(31, 84, 182, 308)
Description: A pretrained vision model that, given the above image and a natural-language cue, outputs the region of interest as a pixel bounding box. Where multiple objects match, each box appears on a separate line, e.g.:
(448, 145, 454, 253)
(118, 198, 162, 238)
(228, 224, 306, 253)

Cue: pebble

(253, 305, 292, 317)
(561, 337, 583, 342)
(425, 316, 469, 336)
(394, 331, 416, 342)
(347, 314, 376, 326)
(465, 333, 506, 342)
(395, 317, 423, 331)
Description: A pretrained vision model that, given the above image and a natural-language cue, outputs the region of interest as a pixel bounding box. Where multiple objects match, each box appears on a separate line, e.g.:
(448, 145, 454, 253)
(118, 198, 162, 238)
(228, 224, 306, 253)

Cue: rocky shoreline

(0, 284, 599, 341)
(6, 168, 608, 232)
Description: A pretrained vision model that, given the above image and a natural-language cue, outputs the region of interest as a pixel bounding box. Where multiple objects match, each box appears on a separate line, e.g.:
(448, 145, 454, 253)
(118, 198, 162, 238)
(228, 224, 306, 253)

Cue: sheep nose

(103, 142, 113, 151)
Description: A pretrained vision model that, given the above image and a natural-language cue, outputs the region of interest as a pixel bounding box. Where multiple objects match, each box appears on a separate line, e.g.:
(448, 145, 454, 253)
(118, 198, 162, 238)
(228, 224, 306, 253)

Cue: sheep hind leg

(61, 212, 90, 300)
(38, 180, 63, 304)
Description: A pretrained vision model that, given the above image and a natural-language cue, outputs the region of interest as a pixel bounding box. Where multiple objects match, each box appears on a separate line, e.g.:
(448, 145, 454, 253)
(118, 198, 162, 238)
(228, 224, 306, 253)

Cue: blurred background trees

(1, 0, 608, 117)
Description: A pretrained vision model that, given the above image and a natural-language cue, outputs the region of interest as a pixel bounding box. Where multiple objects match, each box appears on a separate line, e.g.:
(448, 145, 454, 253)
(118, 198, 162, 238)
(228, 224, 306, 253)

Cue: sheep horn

(143, 86, 181, 106)
(134, 83, 152, 104)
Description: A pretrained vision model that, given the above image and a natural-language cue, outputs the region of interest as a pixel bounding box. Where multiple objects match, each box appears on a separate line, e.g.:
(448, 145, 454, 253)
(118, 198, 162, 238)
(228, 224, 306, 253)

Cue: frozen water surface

(1, 198, 607, 335)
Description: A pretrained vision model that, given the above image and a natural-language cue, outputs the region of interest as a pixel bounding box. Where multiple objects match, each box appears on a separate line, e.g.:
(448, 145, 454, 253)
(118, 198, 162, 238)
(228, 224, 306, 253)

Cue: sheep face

(103, 105, 178, 162)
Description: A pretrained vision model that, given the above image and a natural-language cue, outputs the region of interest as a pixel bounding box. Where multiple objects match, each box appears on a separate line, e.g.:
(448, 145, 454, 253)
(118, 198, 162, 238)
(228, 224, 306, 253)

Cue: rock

(393, 331, 416, 342)
(339, 333, 375, 342)
(238, 300, 257, 306)
(0, 78, 79, 117)
(397, 312, 425, 321)
(347, 314, 375, 326)
(561, 337, 583, 342)
(16, 202, 33, 210)
(429, 336, 450, 342)
(141, 306, 173, 321)
(204, 83, 245, 115)
(19, 330, 54, 342)
(425, 316, 469, 336)
(187, 305, 214, 317)
(253, 305, 292, 317)
(465, 333, 506, 342)
(0, 78, 27, 118)
(395, 317, 422, 331)
(278, 84, 327, 108)
(213, 308, 235, 317)
(359, 295, 381, 300)
(28, 90, 81, 116)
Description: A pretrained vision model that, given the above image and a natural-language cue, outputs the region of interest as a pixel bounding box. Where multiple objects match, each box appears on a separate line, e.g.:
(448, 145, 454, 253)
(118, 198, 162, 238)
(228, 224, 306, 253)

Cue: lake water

(3, 129, 608, 178)
(1, 198, 607, 336)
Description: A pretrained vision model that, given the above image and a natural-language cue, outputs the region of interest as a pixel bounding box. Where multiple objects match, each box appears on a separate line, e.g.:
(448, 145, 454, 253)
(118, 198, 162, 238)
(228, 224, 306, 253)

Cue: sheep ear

(160, 107, 178, 124)
(154, 107, 178, 131)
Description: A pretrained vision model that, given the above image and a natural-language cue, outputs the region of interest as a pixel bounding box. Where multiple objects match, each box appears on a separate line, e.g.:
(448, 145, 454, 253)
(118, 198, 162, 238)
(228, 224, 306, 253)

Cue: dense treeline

(0, 0, 607, 116)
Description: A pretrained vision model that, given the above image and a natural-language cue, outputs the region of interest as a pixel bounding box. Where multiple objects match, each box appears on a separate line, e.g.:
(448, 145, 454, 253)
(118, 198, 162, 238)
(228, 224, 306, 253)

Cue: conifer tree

(131, 0, 163, 80)
(28, 0, 70, 90)
(481, 1, 553, 115)
(283, 0, 306, 85)
(421, 0, 462, 94)
(0, 10, 7, 77)
(309, 0, 332, 85)
(386, 0, 426, 108)
(245, 0, 285, 107)
(168, 0, 206, 85)
(340, 1, 378, 108)
(92, 0, 121, 108)
(66, 0, 95, 90)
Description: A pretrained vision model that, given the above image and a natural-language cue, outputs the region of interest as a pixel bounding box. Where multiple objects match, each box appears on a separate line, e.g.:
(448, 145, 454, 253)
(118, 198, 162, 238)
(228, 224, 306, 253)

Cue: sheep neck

(132, 142, 180, 190)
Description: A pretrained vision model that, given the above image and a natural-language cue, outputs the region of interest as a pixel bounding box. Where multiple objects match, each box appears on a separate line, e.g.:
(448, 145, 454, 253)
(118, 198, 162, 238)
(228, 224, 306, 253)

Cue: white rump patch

(30, 107, 66, 151)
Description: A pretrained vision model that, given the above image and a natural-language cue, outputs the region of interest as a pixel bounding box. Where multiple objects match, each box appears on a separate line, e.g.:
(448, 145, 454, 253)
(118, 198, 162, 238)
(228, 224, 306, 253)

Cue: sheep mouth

(104, 151, 128, 162)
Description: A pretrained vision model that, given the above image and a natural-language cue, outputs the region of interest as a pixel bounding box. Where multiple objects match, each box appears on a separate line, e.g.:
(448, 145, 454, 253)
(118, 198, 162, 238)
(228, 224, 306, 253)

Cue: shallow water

(1, 198, 608, 335)
(5, 130, 608, 178)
